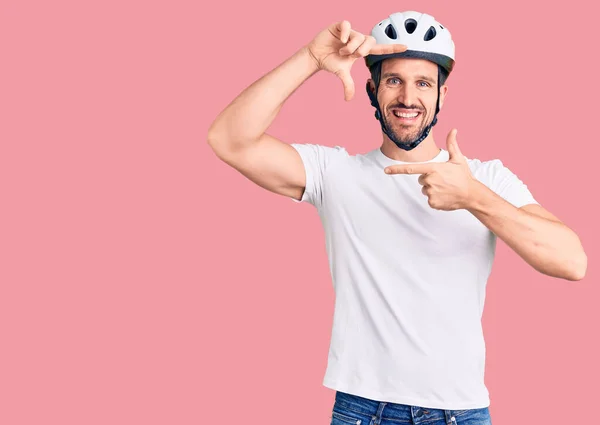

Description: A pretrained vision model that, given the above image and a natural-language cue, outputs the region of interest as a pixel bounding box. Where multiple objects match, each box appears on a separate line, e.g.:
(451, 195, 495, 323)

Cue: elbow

(206, 128, 228, 159)
(207, 125, 242, 159)
(566, 251, 587, 281)
(560, 232, 587, 281)
(206, 134, 239, 163)
(207, 126, 220, 148)
(207, 119, 227, 148)
(206, 133, 220, 159)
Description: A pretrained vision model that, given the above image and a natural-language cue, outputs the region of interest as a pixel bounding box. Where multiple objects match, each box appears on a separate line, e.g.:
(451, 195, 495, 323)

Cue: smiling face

(369, 57, 448, 149)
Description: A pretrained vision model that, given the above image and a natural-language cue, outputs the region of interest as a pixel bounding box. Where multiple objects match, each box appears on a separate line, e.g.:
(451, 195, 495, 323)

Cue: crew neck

(373, 147, 449, 166)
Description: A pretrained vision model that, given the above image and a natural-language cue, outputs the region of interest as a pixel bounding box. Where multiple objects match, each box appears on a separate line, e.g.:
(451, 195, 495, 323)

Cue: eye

(418, 81, 431, 87)
(388, 77, 401, 84)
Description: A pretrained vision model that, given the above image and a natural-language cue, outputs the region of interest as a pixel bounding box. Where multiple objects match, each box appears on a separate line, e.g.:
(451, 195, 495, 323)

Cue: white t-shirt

(290, 143, 538, 410)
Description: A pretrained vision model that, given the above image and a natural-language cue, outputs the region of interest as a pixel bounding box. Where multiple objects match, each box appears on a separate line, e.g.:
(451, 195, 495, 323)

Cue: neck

(380, 132, 440, 162)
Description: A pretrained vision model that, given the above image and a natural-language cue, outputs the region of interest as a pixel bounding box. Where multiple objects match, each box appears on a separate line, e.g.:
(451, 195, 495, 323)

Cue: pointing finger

(384, 163, 437, 175)
(369, 43, 408, 55)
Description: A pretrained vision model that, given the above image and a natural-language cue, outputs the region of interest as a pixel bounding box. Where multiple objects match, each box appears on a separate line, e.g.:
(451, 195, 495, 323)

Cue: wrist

(300, 45, 321, 74)
(464, 178, 487, 211)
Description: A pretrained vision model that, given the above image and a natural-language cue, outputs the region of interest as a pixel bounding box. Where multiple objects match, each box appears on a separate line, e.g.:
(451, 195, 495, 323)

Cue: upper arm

(486, 159, 538, 208)
(485, 159, 561, 221)
(209, 133, 307, 201)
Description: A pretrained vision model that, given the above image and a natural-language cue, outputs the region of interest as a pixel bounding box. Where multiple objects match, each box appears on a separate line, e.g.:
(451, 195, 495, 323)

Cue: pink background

(1, 0, 597, 424)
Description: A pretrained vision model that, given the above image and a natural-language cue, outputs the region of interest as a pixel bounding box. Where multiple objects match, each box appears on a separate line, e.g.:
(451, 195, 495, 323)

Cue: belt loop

(373, 402, 387, 425)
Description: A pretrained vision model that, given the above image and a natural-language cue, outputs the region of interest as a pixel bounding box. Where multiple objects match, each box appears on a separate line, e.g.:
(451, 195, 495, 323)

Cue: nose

(397, 84, 419, 109)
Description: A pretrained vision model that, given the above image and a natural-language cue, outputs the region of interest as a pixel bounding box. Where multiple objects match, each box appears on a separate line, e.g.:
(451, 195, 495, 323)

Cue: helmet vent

(404, 19, 417, 34)
(424, 26, 437, 41)
(384, 24, 397, 39)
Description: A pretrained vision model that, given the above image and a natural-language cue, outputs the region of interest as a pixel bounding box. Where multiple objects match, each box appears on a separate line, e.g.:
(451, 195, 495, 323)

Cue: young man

(207, 11, 586, 425)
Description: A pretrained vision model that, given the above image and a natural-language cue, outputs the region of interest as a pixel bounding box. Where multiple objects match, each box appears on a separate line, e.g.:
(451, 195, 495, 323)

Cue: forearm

(207, 46, 320, 150)
(466, 179, 587, 280)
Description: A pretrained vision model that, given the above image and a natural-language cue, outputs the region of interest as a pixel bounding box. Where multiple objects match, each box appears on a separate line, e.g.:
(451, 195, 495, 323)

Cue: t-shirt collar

(372, 146, 449, 167)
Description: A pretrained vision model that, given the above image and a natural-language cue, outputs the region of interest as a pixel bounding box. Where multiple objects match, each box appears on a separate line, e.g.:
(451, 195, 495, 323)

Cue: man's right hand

(305, 20, 408, 101)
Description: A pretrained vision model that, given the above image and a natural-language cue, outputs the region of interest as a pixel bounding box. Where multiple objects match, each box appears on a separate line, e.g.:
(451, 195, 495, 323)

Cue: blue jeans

(330, 391, 492, 425)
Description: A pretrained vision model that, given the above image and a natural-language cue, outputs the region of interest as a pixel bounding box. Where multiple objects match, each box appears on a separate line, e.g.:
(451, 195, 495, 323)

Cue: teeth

(393, 111, 419, 118)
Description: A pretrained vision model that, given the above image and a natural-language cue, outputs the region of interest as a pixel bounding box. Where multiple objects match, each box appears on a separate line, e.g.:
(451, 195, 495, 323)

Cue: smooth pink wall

(1, 1, 597, 424)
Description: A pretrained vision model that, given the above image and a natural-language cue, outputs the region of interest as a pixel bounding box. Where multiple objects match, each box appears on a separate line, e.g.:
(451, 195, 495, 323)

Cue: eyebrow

(381, 72, 437, 84)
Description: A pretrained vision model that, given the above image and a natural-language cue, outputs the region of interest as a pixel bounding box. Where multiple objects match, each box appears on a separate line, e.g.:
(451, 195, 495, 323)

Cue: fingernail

(385, 168, 390, 174)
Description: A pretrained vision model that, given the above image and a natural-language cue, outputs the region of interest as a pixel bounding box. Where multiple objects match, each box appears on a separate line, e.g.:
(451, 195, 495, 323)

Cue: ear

(438, 84, 449, 110)
(367, 78, 375, 94)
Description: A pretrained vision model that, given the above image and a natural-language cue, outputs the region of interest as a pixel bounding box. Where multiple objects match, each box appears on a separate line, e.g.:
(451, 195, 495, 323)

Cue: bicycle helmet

(364, 11, 456, 151)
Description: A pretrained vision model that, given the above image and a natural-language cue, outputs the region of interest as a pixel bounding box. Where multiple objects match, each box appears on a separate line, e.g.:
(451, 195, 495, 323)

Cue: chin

(390, 130, 421, 144)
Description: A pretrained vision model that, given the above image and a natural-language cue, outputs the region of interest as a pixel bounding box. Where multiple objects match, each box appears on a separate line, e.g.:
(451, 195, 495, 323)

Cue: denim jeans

(330, 391, 492, 425)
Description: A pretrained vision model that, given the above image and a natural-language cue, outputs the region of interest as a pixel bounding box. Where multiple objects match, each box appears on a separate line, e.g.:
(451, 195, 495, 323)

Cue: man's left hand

(384, 129, 476, 211)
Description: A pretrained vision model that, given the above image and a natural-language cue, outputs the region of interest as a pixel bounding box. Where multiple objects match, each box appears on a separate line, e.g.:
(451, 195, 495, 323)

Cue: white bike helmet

(365, 11, 455, 73)
(364, 11, 456, 151)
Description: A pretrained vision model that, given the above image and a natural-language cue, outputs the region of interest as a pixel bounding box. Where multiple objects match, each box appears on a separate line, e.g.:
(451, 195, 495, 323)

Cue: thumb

(336, 69, 355, 101)
(446, 128, 464, 162)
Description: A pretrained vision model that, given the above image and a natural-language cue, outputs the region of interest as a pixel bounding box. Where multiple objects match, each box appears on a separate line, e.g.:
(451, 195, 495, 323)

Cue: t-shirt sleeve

(289, 143, 348, 208)
(486, 159, 539, 208)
